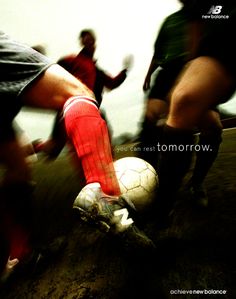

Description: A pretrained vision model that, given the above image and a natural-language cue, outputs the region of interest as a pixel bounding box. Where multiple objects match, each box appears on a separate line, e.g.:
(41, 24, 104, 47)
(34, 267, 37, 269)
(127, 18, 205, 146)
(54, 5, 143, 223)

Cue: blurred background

(1, 0, 236, 142)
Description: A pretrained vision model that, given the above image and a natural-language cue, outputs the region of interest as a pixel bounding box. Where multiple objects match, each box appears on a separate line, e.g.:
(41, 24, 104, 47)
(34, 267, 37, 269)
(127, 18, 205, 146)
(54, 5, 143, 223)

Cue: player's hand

(143, 76, 151, 92)
(122, 54, 134, 71)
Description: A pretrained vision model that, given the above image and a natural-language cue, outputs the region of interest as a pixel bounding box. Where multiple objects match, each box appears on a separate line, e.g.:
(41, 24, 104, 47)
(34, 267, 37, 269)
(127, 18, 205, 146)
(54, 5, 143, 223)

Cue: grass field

(0, 128, 236, 299)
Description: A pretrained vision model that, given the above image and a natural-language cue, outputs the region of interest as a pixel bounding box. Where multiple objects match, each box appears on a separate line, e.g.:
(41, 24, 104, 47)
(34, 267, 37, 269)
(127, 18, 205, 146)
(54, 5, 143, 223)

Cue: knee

(170, 88, 194, 115)
(167, 89, 198, 129)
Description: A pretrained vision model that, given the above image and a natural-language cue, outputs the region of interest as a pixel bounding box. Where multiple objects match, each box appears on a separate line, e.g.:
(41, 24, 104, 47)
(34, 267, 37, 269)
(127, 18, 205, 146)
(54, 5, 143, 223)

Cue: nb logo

(113, 208, 133, 227)
(208, 5, 222, 15)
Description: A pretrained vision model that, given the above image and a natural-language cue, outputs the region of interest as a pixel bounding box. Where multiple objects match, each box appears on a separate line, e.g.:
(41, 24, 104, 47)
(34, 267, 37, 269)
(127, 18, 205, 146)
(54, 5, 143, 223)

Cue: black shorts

(0, 31, 53, 141)
(148, 64, 183, 101)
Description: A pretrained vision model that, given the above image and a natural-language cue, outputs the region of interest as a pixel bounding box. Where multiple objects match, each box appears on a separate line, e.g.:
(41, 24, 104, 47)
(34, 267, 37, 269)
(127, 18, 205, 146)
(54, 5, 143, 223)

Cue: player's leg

(167, 57, 234, 129)
(0, 208, 11, 279)
(0, 136, 35, 279)
(0, 137, 31, 186)
(139, 99, 168, 168)
(157, 56, 235, 224)
(32, 110, 67, 160)
(188, 109, 222, 206)
(64, 96, 121, 196)
(145, 98, 168, 124)
(63, 96, 155, 249)
(25, 65, 94, 160)
(0, 37, 96, 278)
(20, 64, 93, 110)
(139, 66, 182, 169)
(0, 179, 34, 282)
(0, 65, 94, 278)
(163, 56, 233, 185)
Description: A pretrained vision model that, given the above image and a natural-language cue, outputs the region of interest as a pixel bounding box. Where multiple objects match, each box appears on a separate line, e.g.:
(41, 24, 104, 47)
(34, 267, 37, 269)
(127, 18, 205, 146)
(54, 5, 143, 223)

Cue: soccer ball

(114, 157, 158, 212)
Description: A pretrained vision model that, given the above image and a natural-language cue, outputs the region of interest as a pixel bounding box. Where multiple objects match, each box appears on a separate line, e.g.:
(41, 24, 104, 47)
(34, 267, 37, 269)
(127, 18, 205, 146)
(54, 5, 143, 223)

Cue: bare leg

(167, 57, 235, 129)
(20, 64, 94, 110)
(23, 65, 94, 159)
(156, 56, 235, 223)
(145, 98, 168, 124)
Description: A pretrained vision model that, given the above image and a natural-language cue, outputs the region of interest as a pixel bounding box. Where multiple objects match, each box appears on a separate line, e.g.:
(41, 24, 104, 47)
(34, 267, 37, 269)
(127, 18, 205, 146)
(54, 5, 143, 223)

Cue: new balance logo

(113, 208, 134, 227)
(202, 5, 229, 20)
(208, 5, 222, 15)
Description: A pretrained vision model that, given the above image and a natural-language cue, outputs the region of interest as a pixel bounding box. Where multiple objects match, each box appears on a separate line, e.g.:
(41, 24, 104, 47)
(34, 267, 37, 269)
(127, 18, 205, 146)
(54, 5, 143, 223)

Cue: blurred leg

(139, 99, 168, 167)
(0, 138, 34, 263)
(0, 65, 95, 266)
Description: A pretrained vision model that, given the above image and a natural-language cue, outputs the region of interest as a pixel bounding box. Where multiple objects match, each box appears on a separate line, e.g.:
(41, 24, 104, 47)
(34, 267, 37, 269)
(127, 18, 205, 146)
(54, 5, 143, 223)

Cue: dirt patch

(0, 129, 236, 299)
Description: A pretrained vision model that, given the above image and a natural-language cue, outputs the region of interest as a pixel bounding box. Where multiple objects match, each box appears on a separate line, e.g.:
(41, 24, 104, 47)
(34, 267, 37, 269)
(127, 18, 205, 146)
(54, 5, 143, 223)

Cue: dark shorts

(0, 31, 53, 141)
(148, 64, 183, 101)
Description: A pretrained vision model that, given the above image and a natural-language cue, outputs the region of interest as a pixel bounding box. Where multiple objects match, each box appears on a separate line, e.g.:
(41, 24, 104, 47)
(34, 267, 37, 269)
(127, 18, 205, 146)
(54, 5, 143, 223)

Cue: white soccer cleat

(73, 182, 101, 209)
(73, 183, 156, 251)
(73, 182, 134, 232)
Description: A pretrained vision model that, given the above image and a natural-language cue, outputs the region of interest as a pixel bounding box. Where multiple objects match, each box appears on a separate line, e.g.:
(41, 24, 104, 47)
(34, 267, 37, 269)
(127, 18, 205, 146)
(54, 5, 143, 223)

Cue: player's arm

(57, 54, 76, 72)
(143, 55, 159, 92)
(101, 54, 133, 90)
(102, 69, 127, 90)
(142, 21, 167, 92)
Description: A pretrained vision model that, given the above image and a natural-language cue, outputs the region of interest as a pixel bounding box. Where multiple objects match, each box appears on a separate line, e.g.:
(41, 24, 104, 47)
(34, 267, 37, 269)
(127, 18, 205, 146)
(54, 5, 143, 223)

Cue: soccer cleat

(73, 183, 156, 251)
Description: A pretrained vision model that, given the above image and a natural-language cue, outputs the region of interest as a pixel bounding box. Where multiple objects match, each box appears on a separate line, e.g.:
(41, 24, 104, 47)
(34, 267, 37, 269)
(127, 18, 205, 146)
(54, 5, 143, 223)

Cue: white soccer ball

(114, 157, 158, 212)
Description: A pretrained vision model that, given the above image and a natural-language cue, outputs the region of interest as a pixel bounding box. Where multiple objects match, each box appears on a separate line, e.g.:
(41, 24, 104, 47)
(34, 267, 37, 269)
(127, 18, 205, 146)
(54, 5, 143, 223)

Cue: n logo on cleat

(113, 208, 133, 227)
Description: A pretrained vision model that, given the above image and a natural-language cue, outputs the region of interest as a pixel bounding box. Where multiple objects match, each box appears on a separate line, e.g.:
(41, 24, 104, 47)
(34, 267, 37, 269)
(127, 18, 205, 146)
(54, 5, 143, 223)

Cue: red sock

(63, 96, 120, 196)
(9, 225, 31, 260)
(4, 214, 31, 260)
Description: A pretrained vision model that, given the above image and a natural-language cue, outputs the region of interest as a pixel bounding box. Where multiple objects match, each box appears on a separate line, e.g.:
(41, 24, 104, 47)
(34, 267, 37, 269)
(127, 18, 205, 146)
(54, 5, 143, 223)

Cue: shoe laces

(99, 195, 135, 232)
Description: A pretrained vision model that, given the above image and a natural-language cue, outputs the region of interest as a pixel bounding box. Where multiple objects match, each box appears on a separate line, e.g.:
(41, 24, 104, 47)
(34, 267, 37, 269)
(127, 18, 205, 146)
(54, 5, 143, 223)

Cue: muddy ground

(0, 128, 236, 299)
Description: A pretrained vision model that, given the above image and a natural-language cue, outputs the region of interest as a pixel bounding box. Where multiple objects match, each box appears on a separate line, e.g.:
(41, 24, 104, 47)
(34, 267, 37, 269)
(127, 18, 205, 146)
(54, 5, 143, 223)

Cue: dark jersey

(149, 8, 190, 100)
(153, 8, 190, 67)
(183, 0, 236, 75)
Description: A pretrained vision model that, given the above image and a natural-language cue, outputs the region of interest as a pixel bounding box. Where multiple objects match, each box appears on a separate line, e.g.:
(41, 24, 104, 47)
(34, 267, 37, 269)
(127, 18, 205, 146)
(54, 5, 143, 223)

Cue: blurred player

(156, 0, 236, 226)
(0, 31, 154, 281)
(140, 0, 222, 207)
(35, 29, 133, 158)
(58, 28, 133, 106)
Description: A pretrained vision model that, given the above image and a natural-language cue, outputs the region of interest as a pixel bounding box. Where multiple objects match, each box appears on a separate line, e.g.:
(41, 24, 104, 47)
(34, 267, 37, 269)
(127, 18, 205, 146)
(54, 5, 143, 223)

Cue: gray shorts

(0, 31, 53, 141)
